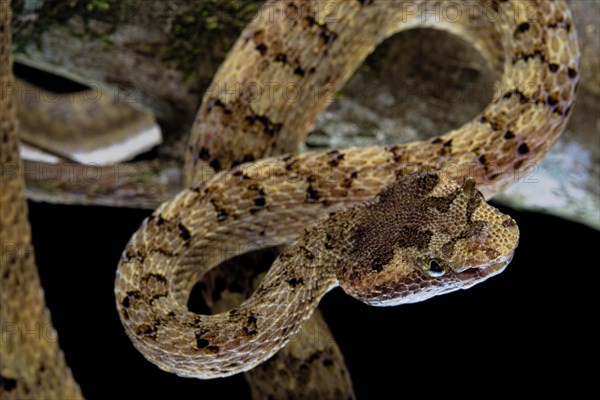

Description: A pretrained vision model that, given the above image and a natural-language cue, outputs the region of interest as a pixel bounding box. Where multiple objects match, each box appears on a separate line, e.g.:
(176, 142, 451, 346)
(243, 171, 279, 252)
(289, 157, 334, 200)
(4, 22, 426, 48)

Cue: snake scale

(1, 1, 82, 398)
(1, 0, 579, 398)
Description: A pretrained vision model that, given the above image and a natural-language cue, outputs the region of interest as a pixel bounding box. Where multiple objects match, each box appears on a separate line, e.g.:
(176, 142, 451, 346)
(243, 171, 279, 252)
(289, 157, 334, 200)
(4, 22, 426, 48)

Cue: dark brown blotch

(287, 277, 304, 287)
(0, 375, 18, 392)
(397, 226, 433, 250)
(232, 170, 251, 180)
(306, 184, 320, 203)
(320, 30, 337, 46)
(275, 53, 287, 63)
(459, 221, 486, 241)
(122, 291, 142, 311)
(283, 155, 297, 171)
(307, 350, 323, 363)
(206, 98, 228, 114)
(514, 49, 546, 64)
(547, 95, 559, 107)
(342, 170, 358, 188)
(242, 316, 258, 336)
(245, 114, 282, 137)
(324, 233, 335, 250)
(178, 223, 191, 242)
(518, 142, 530, 155)
(293, 66, 306, 77)
(255, 43, 268, 56)
(517, 22, 530, 33)
(209, 159, 221, 171)
(504, 131, 516, 140)
(195, 335, 209, 349)
(328, 150, 345, 166)
(417, 173, 439, 192)
(422, 192, 457, 213)
(345, 221, 433, 282)
(300, 246, 315, 260)
(371, 262, 383, 272)
(149, 293, 167, 305)
(242, 326, 258, 336)
(466, 192, 484, 221)
(136, 324, 158, 340)
(503, 89, 528, 104)
(253, 188, 267, 208)
(142, 273, 167, 285)
(210, 199, 228, 222)
(568, 67, 578, 79)
(386, 145, 404, 162)
(303, 15, 317, 27)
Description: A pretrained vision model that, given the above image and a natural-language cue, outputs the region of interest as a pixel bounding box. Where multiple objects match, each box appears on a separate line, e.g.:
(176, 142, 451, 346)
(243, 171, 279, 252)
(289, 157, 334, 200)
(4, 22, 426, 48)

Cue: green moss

(86, 0, 111, 12)
(12, 0, 264, 83)
(157, 0, 261, 78)
(13, 0, 124, 51)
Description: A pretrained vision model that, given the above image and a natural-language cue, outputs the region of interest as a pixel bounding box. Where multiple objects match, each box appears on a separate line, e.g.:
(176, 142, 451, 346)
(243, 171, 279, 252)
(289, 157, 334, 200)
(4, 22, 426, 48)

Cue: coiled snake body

(118, 0, 578, 379)
(0, 0, 579, 397)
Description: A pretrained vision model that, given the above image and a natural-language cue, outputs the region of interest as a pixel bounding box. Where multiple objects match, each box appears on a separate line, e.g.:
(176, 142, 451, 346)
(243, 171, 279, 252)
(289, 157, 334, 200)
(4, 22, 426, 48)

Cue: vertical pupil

(429, 260, 443, 273)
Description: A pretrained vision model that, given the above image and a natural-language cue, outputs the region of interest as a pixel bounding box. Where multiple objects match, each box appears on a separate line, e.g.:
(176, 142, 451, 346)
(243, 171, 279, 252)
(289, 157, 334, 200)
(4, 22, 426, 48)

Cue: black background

(28, 200, 597, 399)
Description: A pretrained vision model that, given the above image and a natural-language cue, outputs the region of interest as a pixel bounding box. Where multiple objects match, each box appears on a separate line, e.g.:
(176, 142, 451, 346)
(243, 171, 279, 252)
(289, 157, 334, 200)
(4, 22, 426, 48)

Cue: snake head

(335, 172, 519, 306)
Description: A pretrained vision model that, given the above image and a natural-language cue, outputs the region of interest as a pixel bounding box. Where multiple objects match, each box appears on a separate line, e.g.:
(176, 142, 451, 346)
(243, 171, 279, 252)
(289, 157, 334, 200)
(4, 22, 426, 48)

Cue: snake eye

(423, 259, 447, 277)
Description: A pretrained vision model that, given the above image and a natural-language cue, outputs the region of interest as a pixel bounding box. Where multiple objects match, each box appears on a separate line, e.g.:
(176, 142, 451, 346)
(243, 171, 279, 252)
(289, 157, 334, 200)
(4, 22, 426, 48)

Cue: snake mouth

(454, 256, 512, 287)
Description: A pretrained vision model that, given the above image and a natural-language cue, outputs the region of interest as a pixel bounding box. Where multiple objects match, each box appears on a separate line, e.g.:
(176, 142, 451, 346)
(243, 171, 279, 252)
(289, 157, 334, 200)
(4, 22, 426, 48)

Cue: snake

(1, 2, 82, 398)
(0, 0, 579, 397)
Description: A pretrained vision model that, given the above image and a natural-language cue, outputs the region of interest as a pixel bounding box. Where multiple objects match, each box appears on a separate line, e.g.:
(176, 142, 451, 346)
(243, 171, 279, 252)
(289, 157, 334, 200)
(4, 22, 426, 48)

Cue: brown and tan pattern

(118, 0, 578, 379)
(115, 167, 518, 378)
(0, 1, 82, 398)
(200, 250, 355, 399)
(1, 0, 580, 397)
(185, 0, 580, 192)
